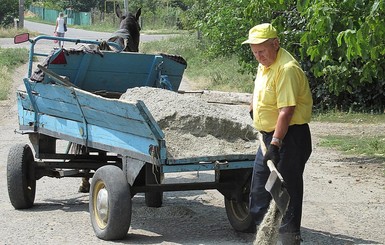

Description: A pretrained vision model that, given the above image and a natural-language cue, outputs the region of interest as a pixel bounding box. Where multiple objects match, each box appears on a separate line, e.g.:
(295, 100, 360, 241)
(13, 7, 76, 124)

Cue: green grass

(0, 27, 38, 38)
(0, 24, 36, 100)
(313, 112, 385, 164)
(0, 48, 29, 67)
(319, 135, 385, 159)
(313, 110, 385, 124)
(0, 66, 12, 100)
(0, 46, 29, 100)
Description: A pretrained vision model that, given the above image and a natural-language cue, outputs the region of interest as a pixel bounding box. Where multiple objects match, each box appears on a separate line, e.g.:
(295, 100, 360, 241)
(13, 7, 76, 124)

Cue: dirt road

(0, 36, 384, 244)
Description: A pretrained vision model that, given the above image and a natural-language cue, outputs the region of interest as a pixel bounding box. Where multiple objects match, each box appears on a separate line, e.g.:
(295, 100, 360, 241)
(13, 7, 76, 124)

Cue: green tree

(178, 0, 208, 29)
(198, 0, 302, 74)
(32, 0, 100, 12)
(65, 0, 100, 12)
(299, 0, 385, 112)
(0, 0, 19, 27)
(129, 0, 192, 29)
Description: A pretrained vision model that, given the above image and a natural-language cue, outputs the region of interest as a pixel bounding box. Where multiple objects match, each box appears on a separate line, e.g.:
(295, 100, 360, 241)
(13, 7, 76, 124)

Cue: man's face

(250, 38, 279, 67)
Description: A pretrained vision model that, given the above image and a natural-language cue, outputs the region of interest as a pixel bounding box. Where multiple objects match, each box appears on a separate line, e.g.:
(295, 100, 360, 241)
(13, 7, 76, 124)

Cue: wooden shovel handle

(258, 133, 285, 182)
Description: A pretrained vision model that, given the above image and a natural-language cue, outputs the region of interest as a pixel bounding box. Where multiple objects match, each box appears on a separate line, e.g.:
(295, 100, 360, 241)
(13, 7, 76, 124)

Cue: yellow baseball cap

(242, 23, 278, 45)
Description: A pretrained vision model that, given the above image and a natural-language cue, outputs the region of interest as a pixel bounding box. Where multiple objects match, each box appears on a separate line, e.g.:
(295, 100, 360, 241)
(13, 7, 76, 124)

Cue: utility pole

(19, 0, 25, 28)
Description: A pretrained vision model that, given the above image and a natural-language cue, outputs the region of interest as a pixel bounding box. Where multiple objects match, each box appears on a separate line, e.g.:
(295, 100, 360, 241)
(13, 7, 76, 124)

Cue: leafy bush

(299, 0, 385, 113)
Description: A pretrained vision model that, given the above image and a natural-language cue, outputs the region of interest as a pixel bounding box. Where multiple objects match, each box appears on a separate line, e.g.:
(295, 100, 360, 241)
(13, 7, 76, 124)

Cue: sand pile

(120, 87, 258, 159)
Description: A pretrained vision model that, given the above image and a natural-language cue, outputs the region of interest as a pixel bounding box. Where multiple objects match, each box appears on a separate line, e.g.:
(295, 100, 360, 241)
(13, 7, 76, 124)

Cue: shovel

(258, 133, 290, 215)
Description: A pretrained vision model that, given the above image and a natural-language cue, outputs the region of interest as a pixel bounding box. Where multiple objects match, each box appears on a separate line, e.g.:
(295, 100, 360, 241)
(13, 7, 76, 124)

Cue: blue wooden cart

(7, 34, 255, 240)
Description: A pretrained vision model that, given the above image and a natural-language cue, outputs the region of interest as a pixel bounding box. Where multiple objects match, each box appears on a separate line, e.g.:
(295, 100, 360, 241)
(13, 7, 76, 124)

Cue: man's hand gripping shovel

(258, 133, 290, 215)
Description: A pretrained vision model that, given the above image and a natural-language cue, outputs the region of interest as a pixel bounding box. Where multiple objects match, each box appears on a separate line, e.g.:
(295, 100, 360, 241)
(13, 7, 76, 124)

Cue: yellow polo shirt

(252, 48, 313, 132)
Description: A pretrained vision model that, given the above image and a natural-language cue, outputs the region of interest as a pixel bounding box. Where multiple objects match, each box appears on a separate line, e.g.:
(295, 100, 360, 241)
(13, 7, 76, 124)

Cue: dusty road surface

(0, 31, 384, 244)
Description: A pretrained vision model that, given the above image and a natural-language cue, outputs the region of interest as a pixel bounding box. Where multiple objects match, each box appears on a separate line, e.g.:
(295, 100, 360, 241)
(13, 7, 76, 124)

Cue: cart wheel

(145, 164, 163, 207)
(224, 179, 255, 233)
(89, 165, 131, 240)
(7, 144, 36, 209)
(225, 197, 254, 232)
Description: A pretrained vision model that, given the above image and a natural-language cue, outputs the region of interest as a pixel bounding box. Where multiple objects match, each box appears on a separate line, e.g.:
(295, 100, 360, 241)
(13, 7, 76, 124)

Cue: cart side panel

(18, 84, 82, 122)
(48, 51, 161, 91)
(17, 81, 165, 162)
(18, 110, 156, 162)
(19, 83, 162, 138)
(47, 51, 186, 93)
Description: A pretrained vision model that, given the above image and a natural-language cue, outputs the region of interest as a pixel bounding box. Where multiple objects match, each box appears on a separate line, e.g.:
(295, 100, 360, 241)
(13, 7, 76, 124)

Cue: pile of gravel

(120, 87, 258, 159)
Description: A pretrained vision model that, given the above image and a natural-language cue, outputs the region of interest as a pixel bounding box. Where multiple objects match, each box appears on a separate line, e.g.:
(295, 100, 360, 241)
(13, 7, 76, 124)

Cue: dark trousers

(249, 124, 312, 234)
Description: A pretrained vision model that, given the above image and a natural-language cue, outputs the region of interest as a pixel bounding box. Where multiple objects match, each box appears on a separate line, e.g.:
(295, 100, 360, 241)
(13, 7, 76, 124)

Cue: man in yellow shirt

(242, 23, 312, 244)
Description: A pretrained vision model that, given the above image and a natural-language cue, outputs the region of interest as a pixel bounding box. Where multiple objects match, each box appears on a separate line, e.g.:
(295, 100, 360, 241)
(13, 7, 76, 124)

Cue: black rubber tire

(144, 164, 163, 208)
(224, 179, 255, 233)
(224, 197, 255, 233)
(7, 144, 36, 209)
(89, 165, 131, 240)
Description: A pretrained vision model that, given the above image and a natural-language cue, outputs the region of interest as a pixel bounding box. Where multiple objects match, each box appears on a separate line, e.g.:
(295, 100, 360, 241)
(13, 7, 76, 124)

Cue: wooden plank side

(33, 97, 154, 140)
(47, 52, 186, 93)
(35, 96, 82, 121)
(17, 92, 34, 127)
(87, 52, 160, 73)
(48, 52, 163, 92)
(73, 88, 152, 122)
(79, 72, 153, 93)
(20, 82, 162, 141)
(78, 106, 158, 140)
(33, 82, 76, 102)
(78, 53, 163, 92)
(49, 52, 160, 74)
(20, 111, 158, 159)
(31, 82, 143, 121)
(18, 85, 83, 122)
(49, 51, 174, 74)
(75, 91, 164, 140)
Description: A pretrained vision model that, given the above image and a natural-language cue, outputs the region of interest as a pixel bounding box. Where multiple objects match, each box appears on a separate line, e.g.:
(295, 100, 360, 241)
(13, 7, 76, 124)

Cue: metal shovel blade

(265, 169, 290, 215)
